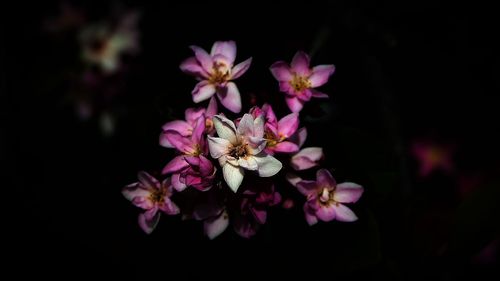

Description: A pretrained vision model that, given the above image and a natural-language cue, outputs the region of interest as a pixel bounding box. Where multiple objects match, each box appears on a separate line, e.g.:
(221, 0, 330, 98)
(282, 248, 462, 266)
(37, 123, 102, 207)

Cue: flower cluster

(123, 40, 364, 238)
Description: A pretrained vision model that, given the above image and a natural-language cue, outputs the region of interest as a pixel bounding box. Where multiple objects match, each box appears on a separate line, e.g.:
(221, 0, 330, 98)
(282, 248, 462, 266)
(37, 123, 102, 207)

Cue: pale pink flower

(270, 51, 335, 112)
(180, 41, 252, 113)
(296, 169, 363, 225)
(290, 147, 324, 171)
(122, 172, 179, 234)
(207, 114, 282, 192)
(160, 97, 217, 148)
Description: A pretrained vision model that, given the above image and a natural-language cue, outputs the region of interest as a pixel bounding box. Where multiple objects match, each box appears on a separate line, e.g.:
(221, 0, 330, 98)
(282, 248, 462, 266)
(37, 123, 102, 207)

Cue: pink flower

(290, 147, 324, 170)
(233, 182, 281, 238)
(270, 51, 335, 112)
(180, 41, 252, 113)
(251, 104, 300, 154)
(207, 114, 282, 192)
(160, 97, 217, 148)
(122, 172, 179, 234)
(296, 169, 363, 225)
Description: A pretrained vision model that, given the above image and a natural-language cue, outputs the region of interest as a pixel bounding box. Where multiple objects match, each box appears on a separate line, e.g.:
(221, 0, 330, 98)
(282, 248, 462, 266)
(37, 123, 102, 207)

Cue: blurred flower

(79, 11, 140, 73)
(412, 140, 454, 177)
(180, 41, 252, 113)
(122, 172, 179, 234)
(44, 2, 85, 32)
(270, 51, 335, 112)
(251, 104, 300, 154)
(296, 169, 363, 225)
(208, 114, 282, 192)
(290, 147, 324, 171)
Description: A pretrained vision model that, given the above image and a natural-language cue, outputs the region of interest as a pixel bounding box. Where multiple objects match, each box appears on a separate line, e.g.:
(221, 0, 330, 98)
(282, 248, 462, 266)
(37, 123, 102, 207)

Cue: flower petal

(273, 141, 299, 153)
(171, 173, 187, 192)
(309, 64, 335, 87)
(192, 81, 216, 103)
(180, 56, 209, 78)
(333, 182, 364, 203)
(290, 147, 323, 170)
(332, 204, 358, 222)
(164, 131, 195, 154)
(270, 61, 293, 81)
(238, 156, 258, 171)
(184, 107, 205, 125)
(216, 82, 242, 113)
(207, 136, 231, 159)
(316, 205, 336, 222)
(236, 113, 255, 137)
(285, 96, 305, 113)
(161, 120, 192, 135)
(204, 210, 229, 240)
(212, 115, 237, 144)
(289, 127, 308, 148)
(210, 41, 236, 65)
(162, 156, 189, 174)
(159, 198, 180, 215)
(310, 89, 329, 98)
(251, 208, 267, 224)
(295, 180, 318, 196)
(253, 153, 282, 177)
(262, 103, 277, 125)
(278, 113, 299, 138)
(138, 208, 160, 234)
(231, 57, 252, 79)
(222, 163, 244, 192)
(316, 169, 336, 189)
(291, 51, 311, 76)
(286, 173, 303, 187)
(304, 204, 318, 226)
(190, 45, 213, 73)
(205, 96, 218, 117)
(122, 183, 150, 202)
(137, 171, 159, 190)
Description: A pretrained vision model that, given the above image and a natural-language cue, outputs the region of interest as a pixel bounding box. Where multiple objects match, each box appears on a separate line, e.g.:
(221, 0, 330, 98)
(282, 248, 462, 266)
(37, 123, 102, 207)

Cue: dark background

(3, 1, 499, 280)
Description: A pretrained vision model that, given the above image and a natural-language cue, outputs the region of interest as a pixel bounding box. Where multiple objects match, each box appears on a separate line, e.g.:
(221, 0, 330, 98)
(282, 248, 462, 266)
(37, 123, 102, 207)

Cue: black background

(3, 1, 499, 280)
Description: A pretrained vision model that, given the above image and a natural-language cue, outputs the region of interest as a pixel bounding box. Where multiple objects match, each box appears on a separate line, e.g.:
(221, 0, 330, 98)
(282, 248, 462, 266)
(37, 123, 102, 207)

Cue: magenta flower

(162, 116, 216, 191)
(160, 97, 217, 148)
(290, 147, 324, 171)
(296, 169, 363, 225)
(122, 172, 179, 234)
(180, 41, 252, 113)
(207, 114, 282, 192)
(270, 51, 335, 112)
(251, 104, 300, 154)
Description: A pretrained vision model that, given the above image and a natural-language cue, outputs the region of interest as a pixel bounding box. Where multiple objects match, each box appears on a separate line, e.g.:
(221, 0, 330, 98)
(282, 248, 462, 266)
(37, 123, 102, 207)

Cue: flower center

(317, 187, 336, 206)
(290, 74, 311, 93)
(205, 118, 214, 133)
(189, 144, 203, 156)
(209, 62, 230, 85)
(229, 143, 249, 159)
(89, 37, 110, 57)
(149, 188, 168, 203)
(264, 130, 285, 148)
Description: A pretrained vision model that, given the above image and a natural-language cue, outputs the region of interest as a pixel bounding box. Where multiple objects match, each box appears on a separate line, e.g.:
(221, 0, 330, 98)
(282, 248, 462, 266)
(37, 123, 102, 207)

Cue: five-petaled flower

(122, 172, 179, 234)
(270, 51, 335, 112)
(180, 41, 252, 113)
(296, 169, 363, 225)
(207, 114, 282, 192)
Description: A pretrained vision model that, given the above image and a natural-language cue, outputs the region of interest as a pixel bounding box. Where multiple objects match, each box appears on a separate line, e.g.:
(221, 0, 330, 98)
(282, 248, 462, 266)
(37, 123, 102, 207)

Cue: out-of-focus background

(3, 1, 499, 280)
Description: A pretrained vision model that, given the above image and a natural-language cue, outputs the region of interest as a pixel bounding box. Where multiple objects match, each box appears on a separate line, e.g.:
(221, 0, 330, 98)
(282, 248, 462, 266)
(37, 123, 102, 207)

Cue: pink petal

(179, 56, 209, 78)
(262, 103, 277, 125)
(269, 61, 292, 81)
(290, 147, 323, 170)
(285, 96, 305, 113)
(184, 107, 205, 125)
(278, 113, 299, 137)
(164, 132, 195, 154)
(210, 41, 236, 65)
(332, 204, 358, 222)
(295, 180, 318, 196)
(316, 169, 336, 189)
(138, 208, 160, 234)
(251, 208, 267, 224)
(159, 199, 180, 215)
(162, 156, 189, 174)
(286, 173, 303, 187)
(273, 141, 299, 153)
(310, 89, 329, 98)
(189, 45, 213, 73)
(296, 89, 312, 101)
(204, 210, 229, 239)
(231, 57, 252, 79)
(132, 196, 154, 210)
(191, 116, 206, 144)
(198, 155, 215, 175)
(289, 127, 308, 148)
(207, 136, 231, 159)
(161, 120, 192, 135)
(192, 81, 216, 103)
(216, 82, 242, 113)
(280, 81, 293, 93)
(171, 173, 187, 191)
(205, 96, 218, 117)
(122, 183, 150, 202)
(333, 182, 364, 203)
(212, 115, 237, 144)
(137, 171, 159, 190)
(316, 205, 336, 222)
(304, 204, 318, 226)
(291, 51, 311, 76)
(309, 64, 335, 87)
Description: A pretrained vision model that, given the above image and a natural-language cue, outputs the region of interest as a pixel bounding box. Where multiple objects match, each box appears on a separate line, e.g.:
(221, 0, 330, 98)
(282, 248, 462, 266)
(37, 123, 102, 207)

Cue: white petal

(207, 136, 231, 159)
(237, 113, 255, 137)
(222, 164, 244, 192)
(253, 153, 282, 177)
(212, 115, 237, 144)
(238, 157, 258, 171)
